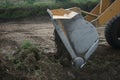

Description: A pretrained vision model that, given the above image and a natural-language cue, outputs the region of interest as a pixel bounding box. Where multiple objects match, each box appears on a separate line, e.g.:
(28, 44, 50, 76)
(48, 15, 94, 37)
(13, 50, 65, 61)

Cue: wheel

(110, 0, 115, 3)
(54, 30, 72, 66)
(105, 15, 120, 48)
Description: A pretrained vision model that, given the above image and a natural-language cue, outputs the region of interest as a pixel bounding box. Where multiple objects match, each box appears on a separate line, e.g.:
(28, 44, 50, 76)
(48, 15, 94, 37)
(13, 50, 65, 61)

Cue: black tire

(110, 0, 115, 3)
(105, 15, 120, 48)
(54, 30, 72, 66)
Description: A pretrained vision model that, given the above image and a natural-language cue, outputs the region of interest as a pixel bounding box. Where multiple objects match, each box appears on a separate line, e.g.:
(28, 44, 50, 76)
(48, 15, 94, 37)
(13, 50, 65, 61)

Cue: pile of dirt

(0, 43, 41, 80)
(0, 41, 67, 80)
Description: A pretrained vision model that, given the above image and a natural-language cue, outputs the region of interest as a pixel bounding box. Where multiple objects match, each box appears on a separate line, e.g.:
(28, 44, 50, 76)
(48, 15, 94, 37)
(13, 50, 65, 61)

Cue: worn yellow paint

(97, 0, 120, 26)
(85, 0, 120, 27)
(85, 4, 100, 21)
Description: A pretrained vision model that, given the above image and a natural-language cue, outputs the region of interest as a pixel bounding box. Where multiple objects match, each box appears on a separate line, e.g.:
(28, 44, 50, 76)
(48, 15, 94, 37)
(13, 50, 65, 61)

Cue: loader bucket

(47, 8, 99, 68)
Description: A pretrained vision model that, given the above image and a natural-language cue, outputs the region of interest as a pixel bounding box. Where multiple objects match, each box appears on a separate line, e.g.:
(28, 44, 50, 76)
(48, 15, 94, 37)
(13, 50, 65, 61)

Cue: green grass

(21, 40, 33, 49)
(0, 0, 99, 19)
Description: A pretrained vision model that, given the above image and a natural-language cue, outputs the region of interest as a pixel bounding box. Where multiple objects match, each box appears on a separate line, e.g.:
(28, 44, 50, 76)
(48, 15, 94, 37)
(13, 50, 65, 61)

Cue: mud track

(0, 17, 55, 54)
(0, 17, 120, 80)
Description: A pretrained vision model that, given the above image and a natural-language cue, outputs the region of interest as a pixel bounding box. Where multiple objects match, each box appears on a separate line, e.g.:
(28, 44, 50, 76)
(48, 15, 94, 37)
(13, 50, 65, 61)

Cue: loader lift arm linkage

(84, 0, 120, 27)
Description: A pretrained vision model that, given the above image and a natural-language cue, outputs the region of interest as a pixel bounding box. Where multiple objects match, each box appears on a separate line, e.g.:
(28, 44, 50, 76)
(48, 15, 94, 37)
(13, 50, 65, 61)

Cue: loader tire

(54, 30, 72, 67)
(110, 0, 115, 3)
(105, 15, 120, 48)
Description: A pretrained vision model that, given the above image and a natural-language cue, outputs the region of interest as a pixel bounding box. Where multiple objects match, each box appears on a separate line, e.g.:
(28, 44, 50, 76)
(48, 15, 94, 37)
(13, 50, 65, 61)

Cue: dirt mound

(0, 42, 64, 80)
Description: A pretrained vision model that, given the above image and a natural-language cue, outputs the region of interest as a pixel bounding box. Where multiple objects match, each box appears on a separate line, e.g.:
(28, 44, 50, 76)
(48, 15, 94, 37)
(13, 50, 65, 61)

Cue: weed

(21, 40, 33, 49)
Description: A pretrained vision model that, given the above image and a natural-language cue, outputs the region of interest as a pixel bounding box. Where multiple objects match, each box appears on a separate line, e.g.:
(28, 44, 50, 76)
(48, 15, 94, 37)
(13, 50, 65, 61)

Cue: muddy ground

(0, 17, 120, 80)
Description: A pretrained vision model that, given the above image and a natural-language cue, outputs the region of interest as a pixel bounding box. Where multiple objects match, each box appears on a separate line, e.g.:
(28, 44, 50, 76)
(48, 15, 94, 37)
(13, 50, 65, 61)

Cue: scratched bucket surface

(60, 14, 99, 56)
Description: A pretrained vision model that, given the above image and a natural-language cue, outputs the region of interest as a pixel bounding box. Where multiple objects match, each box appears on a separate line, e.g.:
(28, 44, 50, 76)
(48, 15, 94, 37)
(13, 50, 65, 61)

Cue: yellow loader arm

(84, 0, 120, 27)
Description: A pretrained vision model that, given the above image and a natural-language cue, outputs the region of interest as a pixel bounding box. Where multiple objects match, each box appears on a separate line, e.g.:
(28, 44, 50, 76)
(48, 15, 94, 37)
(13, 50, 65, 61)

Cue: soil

(0, 16, 120, 80)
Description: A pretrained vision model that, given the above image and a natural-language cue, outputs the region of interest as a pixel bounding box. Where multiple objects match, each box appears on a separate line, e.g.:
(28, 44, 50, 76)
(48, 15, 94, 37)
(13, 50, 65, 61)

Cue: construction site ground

(0, 17, 120, 80)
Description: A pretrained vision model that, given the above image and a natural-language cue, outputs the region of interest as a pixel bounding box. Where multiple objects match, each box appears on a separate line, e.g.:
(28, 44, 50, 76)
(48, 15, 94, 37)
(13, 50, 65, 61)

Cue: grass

(0, 0, 99, 20)
(21, 40, 33, 49)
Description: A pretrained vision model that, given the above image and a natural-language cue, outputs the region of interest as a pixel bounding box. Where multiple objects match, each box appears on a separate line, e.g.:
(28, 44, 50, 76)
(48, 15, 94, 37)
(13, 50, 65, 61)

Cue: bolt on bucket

(47, 8, 99, 68)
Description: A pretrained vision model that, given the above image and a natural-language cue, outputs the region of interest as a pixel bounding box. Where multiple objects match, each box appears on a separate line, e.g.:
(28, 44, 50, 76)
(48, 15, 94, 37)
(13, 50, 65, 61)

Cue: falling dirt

(0, 17, 120, 80)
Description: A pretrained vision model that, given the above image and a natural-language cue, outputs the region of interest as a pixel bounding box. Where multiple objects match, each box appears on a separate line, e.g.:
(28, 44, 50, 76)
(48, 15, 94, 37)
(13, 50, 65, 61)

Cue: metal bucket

(47, 8, 99, 68)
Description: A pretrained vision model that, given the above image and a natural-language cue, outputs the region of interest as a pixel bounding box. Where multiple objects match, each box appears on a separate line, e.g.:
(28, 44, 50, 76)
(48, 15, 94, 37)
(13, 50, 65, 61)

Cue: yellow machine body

(85, 0, 120, 27)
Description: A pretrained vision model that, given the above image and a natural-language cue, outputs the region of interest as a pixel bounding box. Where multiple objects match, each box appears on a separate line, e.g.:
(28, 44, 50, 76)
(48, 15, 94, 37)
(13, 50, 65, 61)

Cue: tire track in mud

(0, 18, 55, 54)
